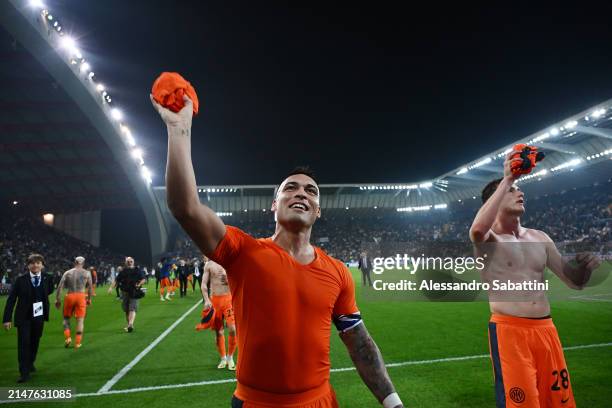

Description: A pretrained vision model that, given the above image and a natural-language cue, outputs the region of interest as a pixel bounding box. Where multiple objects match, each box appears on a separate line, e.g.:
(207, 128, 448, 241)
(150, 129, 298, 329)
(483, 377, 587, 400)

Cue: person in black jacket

(176, 259, 189, 297)
(2, 254, 55, 383)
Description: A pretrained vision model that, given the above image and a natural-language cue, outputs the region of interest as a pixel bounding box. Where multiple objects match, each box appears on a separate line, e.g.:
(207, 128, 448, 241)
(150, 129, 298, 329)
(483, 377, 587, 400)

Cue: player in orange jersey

(152, 95, 404, 408)
(55, 257, 93, 349)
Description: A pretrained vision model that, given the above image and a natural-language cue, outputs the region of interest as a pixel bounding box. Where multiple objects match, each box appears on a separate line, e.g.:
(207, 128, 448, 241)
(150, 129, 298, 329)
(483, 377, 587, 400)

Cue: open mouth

(289, 202, 309, 211)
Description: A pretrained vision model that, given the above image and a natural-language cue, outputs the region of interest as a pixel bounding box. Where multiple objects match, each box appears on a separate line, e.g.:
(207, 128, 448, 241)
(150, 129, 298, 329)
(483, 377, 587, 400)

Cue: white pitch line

(74, 341, 612, 399)
(96, 299, 202, 394)
(1, 340, 610, 404)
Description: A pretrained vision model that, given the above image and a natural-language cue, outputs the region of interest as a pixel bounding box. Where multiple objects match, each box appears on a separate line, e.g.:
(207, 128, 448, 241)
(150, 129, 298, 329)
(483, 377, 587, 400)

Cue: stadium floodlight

(419, 182, 433, 189)
(88, 72, 95, 79)
(96, 84, 105, 92)
(469, 157, 492, 170)
(131, 148, 143, 161)
(59, 36, 78, 54)
(216, 212, 233, 217)
(550, 158, 582, 172)
(517, 168, 548, 183)
(140, 166, 152, 184)
(373, 206, 377, 209)
(29, 0, 45, 9)
(434, 203, 447, 209)
(550, 128, 560, 136)
(80, 62, 90, 73)
(531, 133, 550, 143)
(564, 120, 578, 129)
(397, 205, 431, 212)
(110, 108, 123, 121)
(592, 108, 606, 118)
(456, 167, 468, 175)
(345, 207, 349, 210)
(47, 14, 53, 20)
(12, 200, 18, 205)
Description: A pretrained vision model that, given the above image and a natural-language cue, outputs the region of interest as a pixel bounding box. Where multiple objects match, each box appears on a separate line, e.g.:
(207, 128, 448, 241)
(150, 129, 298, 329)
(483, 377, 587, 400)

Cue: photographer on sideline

(108, 257, 145, 333)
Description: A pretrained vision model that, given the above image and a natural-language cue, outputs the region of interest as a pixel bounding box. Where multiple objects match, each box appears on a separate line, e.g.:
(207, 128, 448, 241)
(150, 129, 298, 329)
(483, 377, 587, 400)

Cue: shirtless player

(196, 256, 237, 371)
(469, 150, 601, 408)
(55, 256, 93, 349)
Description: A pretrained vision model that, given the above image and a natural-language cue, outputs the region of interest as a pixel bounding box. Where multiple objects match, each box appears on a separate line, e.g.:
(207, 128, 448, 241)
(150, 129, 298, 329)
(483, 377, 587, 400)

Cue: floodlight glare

(96, 84, 105, 92)
(110, 108, 123, 121)
(29, 0, 45, 9)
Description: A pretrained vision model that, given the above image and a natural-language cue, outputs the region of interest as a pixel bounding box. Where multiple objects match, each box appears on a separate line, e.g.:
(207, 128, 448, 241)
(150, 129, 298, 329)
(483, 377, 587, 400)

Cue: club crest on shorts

(509, 387, 526, 404)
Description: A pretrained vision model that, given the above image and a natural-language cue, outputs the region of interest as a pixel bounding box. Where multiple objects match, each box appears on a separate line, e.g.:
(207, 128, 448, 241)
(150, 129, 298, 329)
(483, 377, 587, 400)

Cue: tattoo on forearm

(340, 323, 395, 403)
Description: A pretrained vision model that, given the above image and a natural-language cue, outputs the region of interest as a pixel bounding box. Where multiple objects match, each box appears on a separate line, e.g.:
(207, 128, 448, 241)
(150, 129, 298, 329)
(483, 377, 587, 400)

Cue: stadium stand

(170, 179, 612, 263)
(0, 216, 128, 288)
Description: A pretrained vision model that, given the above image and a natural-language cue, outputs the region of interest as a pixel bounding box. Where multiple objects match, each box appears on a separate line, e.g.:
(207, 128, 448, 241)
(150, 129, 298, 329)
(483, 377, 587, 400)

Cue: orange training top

(151, 72, 199, 115)
(210, 226, 358, 403)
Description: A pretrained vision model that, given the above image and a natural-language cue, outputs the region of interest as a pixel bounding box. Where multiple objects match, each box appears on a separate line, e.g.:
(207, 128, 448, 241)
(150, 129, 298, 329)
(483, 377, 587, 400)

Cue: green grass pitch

(1, 264, 611, 407)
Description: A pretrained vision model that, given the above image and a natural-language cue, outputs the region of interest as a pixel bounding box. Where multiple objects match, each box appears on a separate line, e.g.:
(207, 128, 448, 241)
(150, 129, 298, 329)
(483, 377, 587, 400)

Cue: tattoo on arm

(340, 323, 396, 404)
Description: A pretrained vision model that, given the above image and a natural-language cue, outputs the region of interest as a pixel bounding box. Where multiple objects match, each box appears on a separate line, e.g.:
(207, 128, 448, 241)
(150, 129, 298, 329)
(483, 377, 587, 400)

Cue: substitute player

(196, 257, 237, 370)
(151, 95, 403, 408)
(469, 150, 601, 408)
(55, 257, 93, 349)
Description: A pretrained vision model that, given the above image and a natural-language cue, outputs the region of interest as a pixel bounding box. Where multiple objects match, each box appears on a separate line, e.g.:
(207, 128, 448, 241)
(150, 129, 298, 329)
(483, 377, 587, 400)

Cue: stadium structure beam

(1, 0, 169, 263)
(532, 141, 578, 154)
(574, 125, 612, 140)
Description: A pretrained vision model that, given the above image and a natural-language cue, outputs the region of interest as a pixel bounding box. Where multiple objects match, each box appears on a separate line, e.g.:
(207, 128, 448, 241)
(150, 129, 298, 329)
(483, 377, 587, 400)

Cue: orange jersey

(210, 226, 357, 405)
(488, 314, 575, 408)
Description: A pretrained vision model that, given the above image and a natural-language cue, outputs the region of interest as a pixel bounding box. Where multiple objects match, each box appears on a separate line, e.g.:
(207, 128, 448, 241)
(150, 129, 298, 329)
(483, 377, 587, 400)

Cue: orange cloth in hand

(151, 72, 199, 115)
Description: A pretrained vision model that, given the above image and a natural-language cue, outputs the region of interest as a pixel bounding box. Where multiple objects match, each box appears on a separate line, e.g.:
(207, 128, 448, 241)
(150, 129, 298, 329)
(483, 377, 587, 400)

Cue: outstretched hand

(503, 149, 523, 180)
(575, 253, 601, 273)
(150, 94, 194, 130)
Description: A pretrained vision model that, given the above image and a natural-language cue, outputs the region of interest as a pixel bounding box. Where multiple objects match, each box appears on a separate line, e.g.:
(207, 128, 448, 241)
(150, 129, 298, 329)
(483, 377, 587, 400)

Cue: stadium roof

(152, 98, 612, 217)
(0, 0, 168, 259)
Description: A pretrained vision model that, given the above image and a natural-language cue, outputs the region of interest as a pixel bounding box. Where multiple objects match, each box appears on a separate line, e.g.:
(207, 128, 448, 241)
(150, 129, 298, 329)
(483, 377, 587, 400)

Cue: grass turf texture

(1, 264, 611, 407)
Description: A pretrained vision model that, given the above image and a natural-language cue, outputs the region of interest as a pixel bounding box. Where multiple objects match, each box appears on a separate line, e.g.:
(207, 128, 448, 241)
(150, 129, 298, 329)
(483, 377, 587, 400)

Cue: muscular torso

(61, 268, 91, 294)
(205, 261, 230, 296)
(479, 227, 550, 318)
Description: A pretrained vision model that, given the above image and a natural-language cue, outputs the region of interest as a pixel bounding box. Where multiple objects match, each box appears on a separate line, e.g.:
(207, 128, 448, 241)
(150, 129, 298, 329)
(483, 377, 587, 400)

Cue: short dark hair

(27, 253, 45, 265)
(481, 178, 503, 203)
(285, 166, 318, 185)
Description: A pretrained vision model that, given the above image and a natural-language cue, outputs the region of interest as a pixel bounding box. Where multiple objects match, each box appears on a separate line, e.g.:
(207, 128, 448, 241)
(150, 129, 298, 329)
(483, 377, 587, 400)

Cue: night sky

(53, 1, 612, 185)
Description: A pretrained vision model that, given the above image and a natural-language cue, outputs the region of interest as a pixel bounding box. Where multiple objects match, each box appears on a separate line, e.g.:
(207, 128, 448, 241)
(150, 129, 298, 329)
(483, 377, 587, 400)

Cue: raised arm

(469, 151, 521, 243)
(340, 323, 403, 408)
(150, 95, 225, 255)
(543, 233, 601, 289)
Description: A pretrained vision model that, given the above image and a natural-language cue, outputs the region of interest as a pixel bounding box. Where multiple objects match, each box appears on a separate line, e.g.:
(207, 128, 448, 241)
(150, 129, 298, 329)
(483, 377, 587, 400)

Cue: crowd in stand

(0, 217, 127, 287)
(1, 182, 609, 291)
(172, 182, 612, 263)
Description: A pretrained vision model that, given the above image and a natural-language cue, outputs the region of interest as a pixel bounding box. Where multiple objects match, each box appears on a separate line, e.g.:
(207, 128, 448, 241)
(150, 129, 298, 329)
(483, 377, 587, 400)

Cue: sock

(216, 335, 226, 358)
(76, 331, 82, 345)
(228, 333, 237, 356)
(64, 328, 71, 340)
